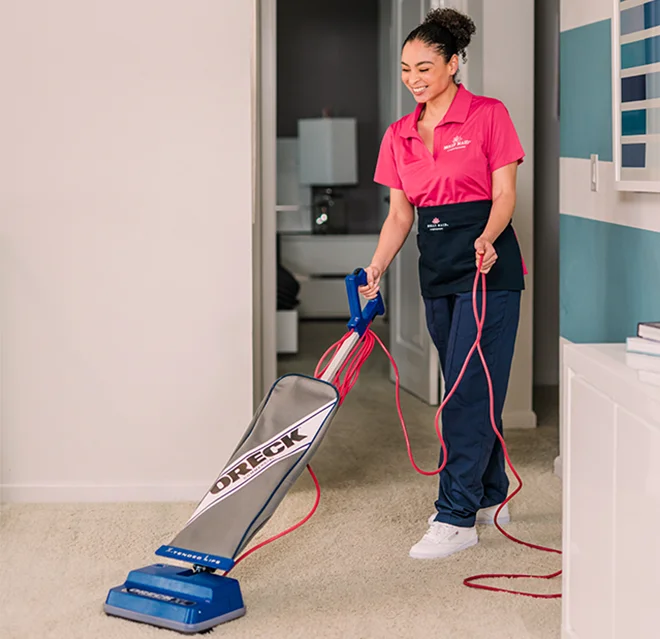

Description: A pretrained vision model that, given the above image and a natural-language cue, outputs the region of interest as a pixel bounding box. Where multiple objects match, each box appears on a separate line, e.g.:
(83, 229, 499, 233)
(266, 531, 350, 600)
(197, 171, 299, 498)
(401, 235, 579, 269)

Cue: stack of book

(626, 322, 660, 387)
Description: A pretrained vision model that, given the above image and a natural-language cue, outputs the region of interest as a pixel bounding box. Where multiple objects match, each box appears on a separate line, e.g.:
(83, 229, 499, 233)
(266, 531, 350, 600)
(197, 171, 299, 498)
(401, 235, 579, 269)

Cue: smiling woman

(401, 6, 475, 101)
(358, 6, 529, 563)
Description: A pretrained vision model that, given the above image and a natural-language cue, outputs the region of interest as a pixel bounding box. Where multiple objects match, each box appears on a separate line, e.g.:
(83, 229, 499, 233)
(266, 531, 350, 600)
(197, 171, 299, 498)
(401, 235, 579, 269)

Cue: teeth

(412, 86, 427, 94)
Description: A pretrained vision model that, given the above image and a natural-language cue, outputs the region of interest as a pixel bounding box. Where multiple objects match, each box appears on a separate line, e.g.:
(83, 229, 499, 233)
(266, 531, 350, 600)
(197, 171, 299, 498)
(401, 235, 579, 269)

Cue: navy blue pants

(424, 290, 521, 528)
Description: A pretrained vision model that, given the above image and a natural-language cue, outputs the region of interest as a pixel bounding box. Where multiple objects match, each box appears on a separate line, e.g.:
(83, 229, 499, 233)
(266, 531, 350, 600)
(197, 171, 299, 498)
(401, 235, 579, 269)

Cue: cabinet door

(564, 374, 615, 639)
(613, 407, 660, 639)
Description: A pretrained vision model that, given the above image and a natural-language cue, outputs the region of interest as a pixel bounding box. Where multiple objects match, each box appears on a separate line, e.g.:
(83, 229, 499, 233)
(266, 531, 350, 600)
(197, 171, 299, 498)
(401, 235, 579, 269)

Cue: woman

(358, 8, 526, 560)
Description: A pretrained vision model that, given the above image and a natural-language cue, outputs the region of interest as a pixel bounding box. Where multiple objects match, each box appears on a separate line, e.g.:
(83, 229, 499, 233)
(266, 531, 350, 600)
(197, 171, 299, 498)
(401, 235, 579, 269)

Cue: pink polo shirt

(374, 84, 525, 208)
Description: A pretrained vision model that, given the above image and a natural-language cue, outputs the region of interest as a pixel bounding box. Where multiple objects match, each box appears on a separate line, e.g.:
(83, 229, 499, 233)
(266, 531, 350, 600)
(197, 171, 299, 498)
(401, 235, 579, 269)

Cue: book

(637, 321, 660, 343)
(626, 336, 660, 357)
(639, 369, 660, 387)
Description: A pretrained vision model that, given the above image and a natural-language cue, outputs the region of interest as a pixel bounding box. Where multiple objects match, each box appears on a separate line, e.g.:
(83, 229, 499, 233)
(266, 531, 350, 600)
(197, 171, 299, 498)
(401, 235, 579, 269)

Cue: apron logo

(426, 217, 448, 231)
(444, 135, 471, 152)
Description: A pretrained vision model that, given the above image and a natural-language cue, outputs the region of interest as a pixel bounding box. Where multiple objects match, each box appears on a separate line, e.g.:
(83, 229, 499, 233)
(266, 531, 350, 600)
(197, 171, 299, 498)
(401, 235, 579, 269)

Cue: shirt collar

(399, 83, 473, 138)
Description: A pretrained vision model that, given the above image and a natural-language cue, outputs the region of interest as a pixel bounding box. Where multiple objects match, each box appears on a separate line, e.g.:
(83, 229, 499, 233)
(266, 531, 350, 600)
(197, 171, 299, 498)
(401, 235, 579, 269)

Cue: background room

(271, 0, 545, 434)
(274, 0, 388, 362)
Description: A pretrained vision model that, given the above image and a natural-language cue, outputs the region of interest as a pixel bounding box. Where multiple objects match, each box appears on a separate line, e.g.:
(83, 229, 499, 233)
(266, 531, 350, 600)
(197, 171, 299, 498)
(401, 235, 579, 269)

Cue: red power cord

(230, 257, 562, 599)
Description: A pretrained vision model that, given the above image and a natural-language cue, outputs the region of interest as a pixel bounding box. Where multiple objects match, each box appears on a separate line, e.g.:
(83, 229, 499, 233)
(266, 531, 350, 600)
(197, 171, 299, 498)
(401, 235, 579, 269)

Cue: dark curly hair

(403, 7, 476, 65)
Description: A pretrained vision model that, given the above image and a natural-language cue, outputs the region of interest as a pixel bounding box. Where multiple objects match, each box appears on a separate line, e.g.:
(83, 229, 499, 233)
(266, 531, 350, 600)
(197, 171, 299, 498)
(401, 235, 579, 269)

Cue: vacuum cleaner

(104, 268, 385, 634)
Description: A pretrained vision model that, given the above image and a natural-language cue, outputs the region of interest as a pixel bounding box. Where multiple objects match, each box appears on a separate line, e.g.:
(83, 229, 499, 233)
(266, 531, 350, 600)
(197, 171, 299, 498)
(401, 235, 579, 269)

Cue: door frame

(254, 0, 537, 426)
(252, 0, 278, 406)
(252, 0, 437, 405)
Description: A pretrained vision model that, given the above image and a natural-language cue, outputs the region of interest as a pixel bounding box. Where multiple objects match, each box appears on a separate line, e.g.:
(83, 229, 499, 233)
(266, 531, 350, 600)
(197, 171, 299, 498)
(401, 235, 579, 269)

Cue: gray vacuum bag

(157, 373, 340, 568)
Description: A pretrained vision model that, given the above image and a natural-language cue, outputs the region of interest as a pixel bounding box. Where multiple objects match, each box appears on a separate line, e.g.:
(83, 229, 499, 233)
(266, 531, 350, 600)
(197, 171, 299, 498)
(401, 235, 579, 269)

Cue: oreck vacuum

(104, 261, 563, 633)
(103, 268, 385, 634)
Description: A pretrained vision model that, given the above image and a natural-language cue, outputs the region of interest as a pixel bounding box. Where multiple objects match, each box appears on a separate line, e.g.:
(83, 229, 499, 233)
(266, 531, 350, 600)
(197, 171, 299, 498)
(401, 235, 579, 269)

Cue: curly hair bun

(423, 8, 476, 61)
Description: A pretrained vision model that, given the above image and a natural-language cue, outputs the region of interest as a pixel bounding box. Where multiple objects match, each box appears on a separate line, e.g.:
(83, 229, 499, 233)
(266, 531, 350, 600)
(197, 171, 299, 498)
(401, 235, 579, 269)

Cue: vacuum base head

(104, 563, 245, 634)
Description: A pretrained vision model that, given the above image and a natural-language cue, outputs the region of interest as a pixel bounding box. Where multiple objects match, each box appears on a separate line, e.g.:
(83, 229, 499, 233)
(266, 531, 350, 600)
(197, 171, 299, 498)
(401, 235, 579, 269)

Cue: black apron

(416, 199, 525, 298)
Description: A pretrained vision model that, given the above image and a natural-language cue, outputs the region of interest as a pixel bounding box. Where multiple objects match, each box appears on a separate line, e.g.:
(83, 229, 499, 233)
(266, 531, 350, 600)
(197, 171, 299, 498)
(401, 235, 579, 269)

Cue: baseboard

(0, 483, 209, 503)
(503, 409, 537, 429)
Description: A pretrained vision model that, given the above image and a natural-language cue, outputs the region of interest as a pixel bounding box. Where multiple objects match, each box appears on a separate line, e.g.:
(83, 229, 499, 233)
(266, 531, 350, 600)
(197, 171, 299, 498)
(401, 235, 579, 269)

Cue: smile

(411, 86, 427, 95)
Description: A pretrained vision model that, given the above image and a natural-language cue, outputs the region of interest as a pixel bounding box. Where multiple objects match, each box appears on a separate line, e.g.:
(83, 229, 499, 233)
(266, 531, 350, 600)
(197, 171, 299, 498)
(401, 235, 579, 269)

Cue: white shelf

(279, 234, 382, 319)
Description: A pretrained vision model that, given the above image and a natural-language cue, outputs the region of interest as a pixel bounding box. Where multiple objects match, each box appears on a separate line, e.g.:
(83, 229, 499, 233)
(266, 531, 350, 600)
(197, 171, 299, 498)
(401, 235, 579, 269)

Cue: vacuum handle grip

(345, 268, 385, 336)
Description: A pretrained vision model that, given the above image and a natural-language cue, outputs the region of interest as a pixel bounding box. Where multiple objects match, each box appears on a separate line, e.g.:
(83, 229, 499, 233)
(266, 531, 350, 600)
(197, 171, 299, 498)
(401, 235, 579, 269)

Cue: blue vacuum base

(104, 563, 245, 634)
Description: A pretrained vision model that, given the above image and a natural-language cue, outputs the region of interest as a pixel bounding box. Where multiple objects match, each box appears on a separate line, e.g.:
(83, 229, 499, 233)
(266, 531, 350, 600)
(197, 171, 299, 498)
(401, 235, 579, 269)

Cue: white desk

(561, 342, 660, 639)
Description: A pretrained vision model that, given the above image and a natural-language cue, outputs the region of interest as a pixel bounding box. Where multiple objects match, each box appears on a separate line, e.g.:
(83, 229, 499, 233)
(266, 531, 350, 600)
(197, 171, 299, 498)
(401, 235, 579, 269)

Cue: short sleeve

(486, 102, 525, 173)
(373, 125, 403, 190)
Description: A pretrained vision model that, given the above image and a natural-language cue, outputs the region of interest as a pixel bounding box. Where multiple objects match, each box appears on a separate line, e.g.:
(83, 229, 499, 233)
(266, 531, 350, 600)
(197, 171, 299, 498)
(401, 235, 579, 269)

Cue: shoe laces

(424, 521, 457, 541)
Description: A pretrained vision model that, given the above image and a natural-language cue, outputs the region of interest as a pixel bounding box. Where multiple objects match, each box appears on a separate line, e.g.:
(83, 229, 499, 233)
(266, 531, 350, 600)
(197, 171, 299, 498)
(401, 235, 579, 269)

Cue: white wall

(0, 0, 255, 502)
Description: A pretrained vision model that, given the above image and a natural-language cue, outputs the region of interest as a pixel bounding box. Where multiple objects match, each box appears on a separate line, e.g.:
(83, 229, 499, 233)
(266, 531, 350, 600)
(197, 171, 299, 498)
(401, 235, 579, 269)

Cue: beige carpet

(0, 319, 562, 639)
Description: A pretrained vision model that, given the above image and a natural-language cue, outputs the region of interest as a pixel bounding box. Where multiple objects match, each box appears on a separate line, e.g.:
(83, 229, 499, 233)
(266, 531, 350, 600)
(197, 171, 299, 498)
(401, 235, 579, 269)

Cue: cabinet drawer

(297, 279, 351, 318)
(296, 276, 388, 319)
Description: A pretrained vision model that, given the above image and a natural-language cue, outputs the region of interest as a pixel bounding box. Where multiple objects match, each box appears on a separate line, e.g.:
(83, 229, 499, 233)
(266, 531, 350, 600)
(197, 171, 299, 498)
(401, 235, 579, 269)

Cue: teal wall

(560, 215, 660, 342)
(560, 18, 660, 343)
(560, 19, 613, 161)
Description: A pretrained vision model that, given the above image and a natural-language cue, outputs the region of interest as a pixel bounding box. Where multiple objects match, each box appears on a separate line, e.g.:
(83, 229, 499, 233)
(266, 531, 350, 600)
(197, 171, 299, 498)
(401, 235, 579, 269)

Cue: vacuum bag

(157, 373, 340, 569)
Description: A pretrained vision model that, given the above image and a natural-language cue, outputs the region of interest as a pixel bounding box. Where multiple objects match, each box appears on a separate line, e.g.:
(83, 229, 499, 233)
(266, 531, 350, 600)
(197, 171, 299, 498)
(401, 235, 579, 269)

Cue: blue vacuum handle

(345, 268, 385, 336)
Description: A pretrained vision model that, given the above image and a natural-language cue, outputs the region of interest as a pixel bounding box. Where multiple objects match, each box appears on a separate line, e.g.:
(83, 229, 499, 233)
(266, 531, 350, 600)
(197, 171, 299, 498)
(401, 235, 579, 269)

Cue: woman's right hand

(358, 265, 382, 300)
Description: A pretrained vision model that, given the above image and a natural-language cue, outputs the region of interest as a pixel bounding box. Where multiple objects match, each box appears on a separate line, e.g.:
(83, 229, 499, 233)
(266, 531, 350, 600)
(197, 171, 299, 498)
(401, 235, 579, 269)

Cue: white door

(387, 0, 440, 405)
(386, 0, 472, 405)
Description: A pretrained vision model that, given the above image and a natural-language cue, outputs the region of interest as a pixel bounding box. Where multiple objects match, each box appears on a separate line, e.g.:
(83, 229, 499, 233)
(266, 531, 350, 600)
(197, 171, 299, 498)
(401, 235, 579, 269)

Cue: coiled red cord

(231, 258, 562, 599)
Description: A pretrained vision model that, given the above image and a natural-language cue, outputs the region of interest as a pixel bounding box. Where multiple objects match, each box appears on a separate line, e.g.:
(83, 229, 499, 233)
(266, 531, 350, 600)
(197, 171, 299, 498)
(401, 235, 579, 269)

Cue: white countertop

(563, 342, 660, 426)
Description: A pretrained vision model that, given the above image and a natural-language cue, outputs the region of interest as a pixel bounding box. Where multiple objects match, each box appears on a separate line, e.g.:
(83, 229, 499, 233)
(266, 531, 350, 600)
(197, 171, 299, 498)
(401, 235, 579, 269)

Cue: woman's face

(401, 39, 457, 103)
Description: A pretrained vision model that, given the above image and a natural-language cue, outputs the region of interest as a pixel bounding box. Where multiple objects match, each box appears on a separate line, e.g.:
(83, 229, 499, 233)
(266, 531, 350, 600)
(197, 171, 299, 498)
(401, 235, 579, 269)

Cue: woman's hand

(358, 265, 382, 300)
(474, 237, 497, 273)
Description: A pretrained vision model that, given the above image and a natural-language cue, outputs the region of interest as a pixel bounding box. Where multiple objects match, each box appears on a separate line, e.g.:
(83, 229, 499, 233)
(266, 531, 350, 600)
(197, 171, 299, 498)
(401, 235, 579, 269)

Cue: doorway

(255, 0, 445, 406)
(254, 0, 538, 432)
(273, 0, 387, 383)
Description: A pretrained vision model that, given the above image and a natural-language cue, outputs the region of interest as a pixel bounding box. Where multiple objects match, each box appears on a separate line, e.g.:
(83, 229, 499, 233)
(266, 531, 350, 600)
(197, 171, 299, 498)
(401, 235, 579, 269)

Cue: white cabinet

(276, 309, 298, 354)
(279, 234, 383, 319)
(561, 343, 660, 639)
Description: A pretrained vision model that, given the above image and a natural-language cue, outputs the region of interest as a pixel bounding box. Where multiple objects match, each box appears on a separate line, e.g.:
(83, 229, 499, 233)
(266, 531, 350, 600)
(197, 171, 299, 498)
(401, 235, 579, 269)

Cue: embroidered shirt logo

(443, 135, 471, 152)
(426, 217, 448, 231)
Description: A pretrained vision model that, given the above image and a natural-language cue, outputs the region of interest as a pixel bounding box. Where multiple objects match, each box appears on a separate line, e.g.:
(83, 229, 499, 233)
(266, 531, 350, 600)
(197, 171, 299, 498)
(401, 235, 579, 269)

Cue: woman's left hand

(474, 236, 497, 273)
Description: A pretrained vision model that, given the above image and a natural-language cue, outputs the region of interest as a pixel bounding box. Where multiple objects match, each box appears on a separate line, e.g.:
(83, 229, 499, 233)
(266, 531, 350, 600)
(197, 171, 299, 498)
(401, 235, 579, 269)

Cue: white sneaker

(409, 521, 478, 559)
(475, 503, 510, 525)
(425, 503, 510, 528)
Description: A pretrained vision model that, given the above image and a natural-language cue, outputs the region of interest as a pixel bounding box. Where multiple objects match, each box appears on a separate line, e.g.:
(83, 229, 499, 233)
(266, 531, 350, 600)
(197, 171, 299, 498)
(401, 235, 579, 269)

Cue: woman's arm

(482, 161, 518, 242)
(370, 188, 415, 273)
(474, 161, 518, 273)
(359, 188, 414, 299)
